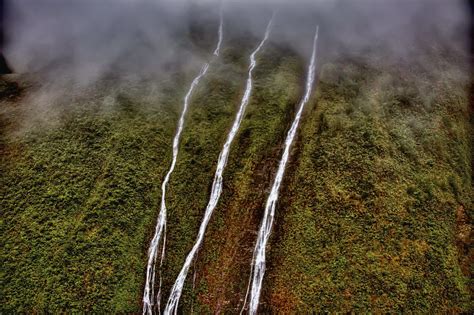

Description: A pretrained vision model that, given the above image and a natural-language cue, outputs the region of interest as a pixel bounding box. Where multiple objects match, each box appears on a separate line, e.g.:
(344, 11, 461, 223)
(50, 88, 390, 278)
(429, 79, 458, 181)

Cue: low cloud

(1, 0, 470, 132)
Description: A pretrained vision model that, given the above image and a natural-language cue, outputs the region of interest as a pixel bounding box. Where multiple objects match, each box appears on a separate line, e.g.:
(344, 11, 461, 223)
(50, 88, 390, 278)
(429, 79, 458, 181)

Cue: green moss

(159, 41, 304, 312)
(1, 80, 179, 312)
(266, 58, 472, 313)
(1, 41, 471, 313)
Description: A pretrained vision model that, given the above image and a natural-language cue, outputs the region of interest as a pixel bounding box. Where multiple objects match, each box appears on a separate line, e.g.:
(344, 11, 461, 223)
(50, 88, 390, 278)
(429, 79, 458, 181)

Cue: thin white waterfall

(142, 12, 225, 315)
(164, 14, 275, 315)
(243, 26, 319, 315)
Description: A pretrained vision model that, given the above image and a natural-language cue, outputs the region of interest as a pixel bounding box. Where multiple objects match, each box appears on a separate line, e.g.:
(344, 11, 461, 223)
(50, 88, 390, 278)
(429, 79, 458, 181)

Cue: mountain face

(1, 0, 472, 313)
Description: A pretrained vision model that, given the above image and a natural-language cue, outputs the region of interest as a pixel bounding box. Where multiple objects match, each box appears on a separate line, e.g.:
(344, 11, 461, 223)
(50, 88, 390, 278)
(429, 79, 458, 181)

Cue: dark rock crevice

(0, 0, 11, 74)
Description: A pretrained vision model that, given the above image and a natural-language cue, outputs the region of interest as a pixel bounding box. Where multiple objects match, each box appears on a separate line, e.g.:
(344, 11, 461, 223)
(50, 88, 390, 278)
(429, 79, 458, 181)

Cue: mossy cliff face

(266, 58, 472, 313)
(1, 37, 471, 313)
(1, 78, 179, 312)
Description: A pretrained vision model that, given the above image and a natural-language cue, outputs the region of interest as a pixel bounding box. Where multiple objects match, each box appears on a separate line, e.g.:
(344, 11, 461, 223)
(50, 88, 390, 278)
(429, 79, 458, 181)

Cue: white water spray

(142, 13, 224, 315)
(243, 26, 319, 315)
(164, 15, 275, 315)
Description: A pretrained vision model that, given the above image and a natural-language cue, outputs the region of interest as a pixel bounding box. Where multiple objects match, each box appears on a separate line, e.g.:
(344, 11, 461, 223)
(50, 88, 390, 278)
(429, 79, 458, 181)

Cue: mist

(5, 0, 470, 73)
(1, 0, 471, 130)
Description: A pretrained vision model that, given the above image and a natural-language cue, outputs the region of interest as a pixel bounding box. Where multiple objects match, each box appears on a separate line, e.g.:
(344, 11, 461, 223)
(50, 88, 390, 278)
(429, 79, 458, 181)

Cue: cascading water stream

(142, 12, 224, 315)
(242, 26, 319, 315)
(213, 8, 223, 57)
(164, 14, 275, 315)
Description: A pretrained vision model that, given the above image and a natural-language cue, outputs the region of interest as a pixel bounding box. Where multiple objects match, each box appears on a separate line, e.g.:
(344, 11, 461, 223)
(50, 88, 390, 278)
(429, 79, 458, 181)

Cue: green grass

(158, 41, 304, 312)
(186, 46, 304, 313)
(0, 41, 471, 313)
(265, 57, 472, 313)
(1, 79, 180, 312)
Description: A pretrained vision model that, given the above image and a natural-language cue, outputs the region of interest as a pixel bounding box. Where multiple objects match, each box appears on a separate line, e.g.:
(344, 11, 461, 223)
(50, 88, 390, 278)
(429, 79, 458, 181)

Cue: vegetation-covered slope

(1, 77, 181, 312)
(1, 37, 307, 312)
(266, 56, 472, 313)
(1, 33, 472, 315)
